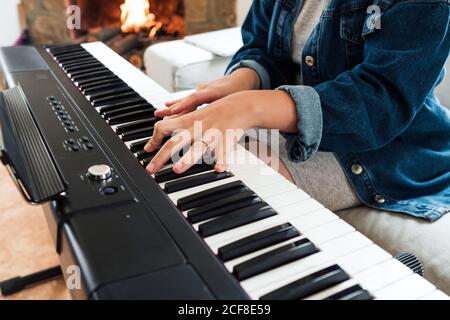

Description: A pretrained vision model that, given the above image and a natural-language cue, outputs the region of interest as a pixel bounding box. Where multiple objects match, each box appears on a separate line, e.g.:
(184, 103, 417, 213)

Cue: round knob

(88, 164, 112, 181)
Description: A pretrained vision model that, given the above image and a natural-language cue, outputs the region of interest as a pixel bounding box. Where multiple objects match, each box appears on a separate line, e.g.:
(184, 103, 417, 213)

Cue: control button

(70, 145, 80, 152)
(351, 164, 363, 175)
(88, 164, 112, 181)
(100, 186, 118, 196)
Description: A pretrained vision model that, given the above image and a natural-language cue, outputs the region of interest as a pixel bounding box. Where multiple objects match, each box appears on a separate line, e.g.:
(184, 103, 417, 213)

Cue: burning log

(88, 25, 122, 42)
(110, 34, 140, 55)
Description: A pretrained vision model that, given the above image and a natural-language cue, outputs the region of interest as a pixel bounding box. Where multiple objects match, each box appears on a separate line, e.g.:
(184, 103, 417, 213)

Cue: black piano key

(115, 118, 157, 135)
(155, 163, 216, 184)
(325, 285, 372, 300)
(87, 87, 133, 101)
(103, 103, 152, 118)
(233, 238, 319, 281)
(64, 62, 102, 73)
(165, 171, 232, 194)
(218, 223, 301, 262)
(135, 150, 153, 161)
(76, 75, 119, 88)
(68, 66, 110, 78)
(49, 47, 84, 56)
(62, 58, 98, 69)
(177, 181, 249, 211)
(131, 137, 169, 155)
(97, 97, 147, 113)
(57, 52, 91, 63)
(82, 81, 125, 95)
(106, 109, 155, 125)
(120, 127, 154, 142)
(187, 191, 261, 224)
(91, 91, 138, 106)
(198, 203, 276, 238)
(72, 70, 113, 83)
(260, 264, 350, 300)
(130, 139, 150, 153)
(142, 154, 175, 167)
(52, 48, 86, 58)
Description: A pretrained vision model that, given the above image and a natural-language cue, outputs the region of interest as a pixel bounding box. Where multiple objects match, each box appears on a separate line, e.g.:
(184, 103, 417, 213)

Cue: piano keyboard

(44, 42, 448, 300)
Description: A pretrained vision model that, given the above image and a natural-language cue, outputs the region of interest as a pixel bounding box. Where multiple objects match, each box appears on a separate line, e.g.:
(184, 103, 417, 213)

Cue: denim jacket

(227, 0, 450, 221)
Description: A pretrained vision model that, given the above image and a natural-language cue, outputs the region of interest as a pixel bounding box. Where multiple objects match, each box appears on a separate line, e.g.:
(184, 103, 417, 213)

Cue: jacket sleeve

(280, 2, 450, 162)
(226, 0, 297, 89)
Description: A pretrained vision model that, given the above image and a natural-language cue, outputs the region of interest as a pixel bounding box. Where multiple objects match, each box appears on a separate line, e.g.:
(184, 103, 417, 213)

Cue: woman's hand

(154, 68, 261, 118)
(145, 90, 298, 175)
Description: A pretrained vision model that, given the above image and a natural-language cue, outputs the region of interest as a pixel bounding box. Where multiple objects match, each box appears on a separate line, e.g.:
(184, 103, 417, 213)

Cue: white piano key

(246, 232, 373, 298)
(374, 273, 436, 300)
(255, 180, 297, 199)
(353, 258, 413, 293)
(168, 176, 240, 202)
(211, 210, 343, 254)
(168, 163, 285, 202)
(304, 245, 392, 300)
(224, 219, 353, 272)
(420, 290, 450, 300)
(204, 198, 324, 248)
(264, 189, 310, 209)
(82, 42, 169, 109)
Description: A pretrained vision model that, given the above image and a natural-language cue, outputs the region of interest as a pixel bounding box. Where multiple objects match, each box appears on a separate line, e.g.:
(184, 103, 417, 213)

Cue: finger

(163, 110, 189, 120)
(165, 99, 181, 107)
(170, 90, 212, 114)
(154, 106, 175, 118)
(213, 140, 227, 173)
(144, 119, 179, 153)
(146, 133, 191, 174)
(172, 140, 209, 174)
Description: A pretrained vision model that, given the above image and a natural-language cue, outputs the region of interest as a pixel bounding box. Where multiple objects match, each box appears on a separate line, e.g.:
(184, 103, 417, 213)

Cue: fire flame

(120, 0, 162, 37)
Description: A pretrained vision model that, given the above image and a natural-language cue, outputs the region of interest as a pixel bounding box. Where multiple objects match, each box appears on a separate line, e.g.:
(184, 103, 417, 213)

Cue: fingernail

(146, 163, 156, 173)
(173, 162, 184, 173)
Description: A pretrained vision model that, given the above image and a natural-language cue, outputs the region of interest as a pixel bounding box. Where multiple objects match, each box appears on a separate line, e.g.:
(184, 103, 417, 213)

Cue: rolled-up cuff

(276, 85, 323, 163)
(226, 59, 271, 90)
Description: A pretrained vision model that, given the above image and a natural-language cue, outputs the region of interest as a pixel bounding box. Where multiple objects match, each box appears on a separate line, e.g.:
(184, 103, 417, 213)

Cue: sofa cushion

(336, 207, 450, 295)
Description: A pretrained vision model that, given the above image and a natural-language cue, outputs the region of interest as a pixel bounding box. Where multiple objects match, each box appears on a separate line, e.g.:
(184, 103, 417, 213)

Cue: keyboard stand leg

(0, 266, 62, 297)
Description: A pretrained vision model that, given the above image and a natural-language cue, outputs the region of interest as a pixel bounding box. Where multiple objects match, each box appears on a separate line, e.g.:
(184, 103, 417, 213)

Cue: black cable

(0, 266, 63, 297)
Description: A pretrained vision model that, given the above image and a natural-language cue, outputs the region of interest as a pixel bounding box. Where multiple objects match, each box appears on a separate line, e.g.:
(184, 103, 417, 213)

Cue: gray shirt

(292, 0, 329, 83)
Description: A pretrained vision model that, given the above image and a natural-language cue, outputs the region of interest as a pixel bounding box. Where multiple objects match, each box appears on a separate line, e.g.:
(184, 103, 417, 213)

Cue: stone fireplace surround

(21, 0, 238, 44)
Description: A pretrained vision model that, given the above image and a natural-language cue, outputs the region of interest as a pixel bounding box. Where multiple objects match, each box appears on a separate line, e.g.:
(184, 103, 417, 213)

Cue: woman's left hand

(144, 90, 298, 175)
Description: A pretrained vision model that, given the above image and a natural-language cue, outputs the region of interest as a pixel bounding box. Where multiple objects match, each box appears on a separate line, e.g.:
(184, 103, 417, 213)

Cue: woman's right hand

(154, 67, 261, 118)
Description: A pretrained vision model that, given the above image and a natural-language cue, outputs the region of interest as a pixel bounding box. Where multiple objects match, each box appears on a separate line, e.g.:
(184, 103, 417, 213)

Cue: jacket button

(305, 56, 315, 67)
(351, 164, 363, 175)
(375, 195, 386, 204)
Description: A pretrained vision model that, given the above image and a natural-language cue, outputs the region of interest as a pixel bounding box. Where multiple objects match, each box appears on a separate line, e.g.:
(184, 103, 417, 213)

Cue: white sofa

(144, 35, 450, 294)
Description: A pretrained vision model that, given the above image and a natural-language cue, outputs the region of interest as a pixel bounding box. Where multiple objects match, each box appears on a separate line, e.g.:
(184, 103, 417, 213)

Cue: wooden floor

(0, 165, 70, 300)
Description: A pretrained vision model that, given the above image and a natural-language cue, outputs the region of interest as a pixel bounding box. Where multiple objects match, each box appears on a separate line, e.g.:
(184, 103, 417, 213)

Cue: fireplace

(20, 0, 237, 69)
(21, 0, 237, 42)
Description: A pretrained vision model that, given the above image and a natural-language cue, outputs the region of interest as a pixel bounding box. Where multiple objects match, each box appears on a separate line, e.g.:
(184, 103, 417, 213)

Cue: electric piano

(0, 42, 447, 300)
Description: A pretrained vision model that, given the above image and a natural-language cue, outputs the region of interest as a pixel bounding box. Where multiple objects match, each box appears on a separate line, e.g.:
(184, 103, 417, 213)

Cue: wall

(0, 0, 22, 46)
